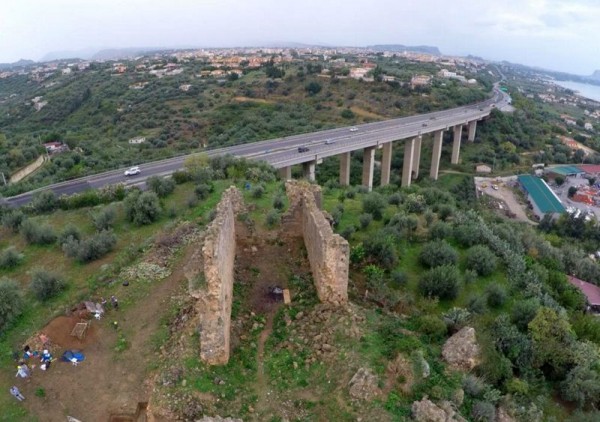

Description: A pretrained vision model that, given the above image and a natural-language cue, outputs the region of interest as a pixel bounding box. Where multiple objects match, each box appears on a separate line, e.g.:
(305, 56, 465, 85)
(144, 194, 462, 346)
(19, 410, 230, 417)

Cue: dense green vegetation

(0, 55, 491, 196)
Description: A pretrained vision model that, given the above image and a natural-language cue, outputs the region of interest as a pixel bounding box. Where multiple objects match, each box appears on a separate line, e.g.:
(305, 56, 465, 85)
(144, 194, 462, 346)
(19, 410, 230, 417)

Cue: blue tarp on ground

(60, 350, 85, 362)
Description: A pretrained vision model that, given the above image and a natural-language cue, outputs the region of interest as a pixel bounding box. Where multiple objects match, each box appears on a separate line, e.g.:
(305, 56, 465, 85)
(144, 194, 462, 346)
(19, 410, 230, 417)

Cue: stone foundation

(196, 186, 244, 365)
(284, 181, 349, 304)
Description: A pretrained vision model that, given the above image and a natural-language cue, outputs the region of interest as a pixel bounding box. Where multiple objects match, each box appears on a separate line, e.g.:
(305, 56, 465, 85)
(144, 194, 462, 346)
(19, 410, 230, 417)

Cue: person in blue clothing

(40, 349, 52, 369)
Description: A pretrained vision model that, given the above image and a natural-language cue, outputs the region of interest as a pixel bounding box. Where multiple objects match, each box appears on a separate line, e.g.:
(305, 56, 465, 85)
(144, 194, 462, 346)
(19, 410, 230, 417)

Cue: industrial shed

(517, 175, 565, 220)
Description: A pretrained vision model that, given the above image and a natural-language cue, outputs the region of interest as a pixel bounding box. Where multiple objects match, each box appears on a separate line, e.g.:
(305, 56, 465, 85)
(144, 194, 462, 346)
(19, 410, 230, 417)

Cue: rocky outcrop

(283, 181, 349, 304)
(442, 327, 481, 371)
(411, 397, 466, 422)
(348, 367, 381, 400)
(496, 406, 516, 422)
(197, 187, 244, 365)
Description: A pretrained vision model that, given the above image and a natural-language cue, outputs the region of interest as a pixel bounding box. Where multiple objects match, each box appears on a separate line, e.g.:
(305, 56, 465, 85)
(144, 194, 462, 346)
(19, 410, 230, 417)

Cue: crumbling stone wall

(284, 181, 349, 304)
(195, 186, 244, 365)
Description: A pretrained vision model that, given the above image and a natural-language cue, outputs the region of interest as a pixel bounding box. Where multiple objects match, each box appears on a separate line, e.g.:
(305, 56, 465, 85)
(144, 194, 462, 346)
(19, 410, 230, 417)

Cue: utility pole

(1, 172, 6, 186)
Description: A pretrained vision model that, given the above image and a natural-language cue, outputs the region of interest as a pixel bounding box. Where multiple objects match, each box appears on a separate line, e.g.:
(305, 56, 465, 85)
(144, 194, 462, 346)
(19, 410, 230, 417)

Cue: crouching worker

(40, 350, 53, 370)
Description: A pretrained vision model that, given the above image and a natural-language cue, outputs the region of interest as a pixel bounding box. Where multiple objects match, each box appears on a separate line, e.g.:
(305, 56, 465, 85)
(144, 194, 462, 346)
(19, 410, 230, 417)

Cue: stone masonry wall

(196, 186, 244, 365)
(284, 181, 349, 304)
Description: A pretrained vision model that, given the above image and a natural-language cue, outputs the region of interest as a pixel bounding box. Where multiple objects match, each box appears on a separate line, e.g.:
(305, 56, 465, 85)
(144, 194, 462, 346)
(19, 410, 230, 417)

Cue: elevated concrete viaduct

(4, 87, 510, 207)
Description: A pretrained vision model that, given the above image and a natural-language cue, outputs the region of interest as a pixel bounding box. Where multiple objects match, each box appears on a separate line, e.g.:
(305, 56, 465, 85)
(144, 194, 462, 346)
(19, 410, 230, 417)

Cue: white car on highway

(124, 166, 141, 176)
(349, 127, 358, 132)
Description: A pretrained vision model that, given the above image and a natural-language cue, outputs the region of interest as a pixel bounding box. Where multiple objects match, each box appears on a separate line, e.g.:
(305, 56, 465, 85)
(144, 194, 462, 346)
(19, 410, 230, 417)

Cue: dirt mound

(40, 315, 98, 349)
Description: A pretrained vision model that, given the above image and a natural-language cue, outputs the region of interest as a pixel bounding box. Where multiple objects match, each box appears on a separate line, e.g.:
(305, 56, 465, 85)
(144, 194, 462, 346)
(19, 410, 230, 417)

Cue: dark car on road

(298, 146, 309, 153)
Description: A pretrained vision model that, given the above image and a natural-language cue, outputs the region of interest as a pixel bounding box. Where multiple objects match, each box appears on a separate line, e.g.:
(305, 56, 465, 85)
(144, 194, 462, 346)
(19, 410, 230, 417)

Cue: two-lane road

(2, 87, 511, 208)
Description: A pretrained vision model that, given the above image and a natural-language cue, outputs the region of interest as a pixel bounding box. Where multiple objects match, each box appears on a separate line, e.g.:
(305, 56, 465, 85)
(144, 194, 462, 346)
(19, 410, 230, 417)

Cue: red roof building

(577, 164, 600, 174)
(568, 275, 600, 312)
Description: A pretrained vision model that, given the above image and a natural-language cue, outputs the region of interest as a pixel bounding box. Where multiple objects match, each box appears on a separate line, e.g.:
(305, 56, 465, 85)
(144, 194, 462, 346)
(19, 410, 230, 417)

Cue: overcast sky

(2, 0, 599, 74)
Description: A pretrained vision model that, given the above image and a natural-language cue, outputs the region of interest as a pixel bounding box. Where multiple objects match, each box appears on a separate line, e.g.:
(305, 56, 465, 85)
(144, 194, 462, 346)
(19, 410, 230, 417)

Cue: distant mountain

(367, 44, 441, 55)
(589, 70, 600, 81)
(0, 59, 35, 70)
(91, 47, 164, 60)
(41, 48, 98, 62)
(41, 47, 164, 62)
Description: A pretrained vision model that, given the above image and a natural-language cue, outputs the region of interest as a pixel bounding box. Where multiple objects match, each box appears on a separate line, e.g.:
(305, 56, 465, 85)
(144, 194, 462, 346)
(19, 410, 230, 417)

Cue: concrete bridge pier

(467, 120, 477, 142)
(412, 136, 422, 179)
(430, 130, 444, 180)
(380, 142, 393, 186)
(303, 161, 316, 182)
(362, 146, 375, 191)
(451, 125, 463, 164)
(402, 138, 415, 187)
(339, 152, 351, 186)
(278, 166, 292, 180)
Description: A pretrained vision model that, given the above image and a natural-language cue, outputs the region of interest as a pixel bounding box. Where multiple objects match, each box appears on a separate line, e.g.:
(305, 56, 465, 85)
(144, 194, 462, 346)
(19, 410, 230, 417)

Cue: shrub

(194, 183, 212, 200)
(251, 185, 265, 199)
(0, 278, 23, 330)
(58, 225, 82, 246)
(345, 189, 356, 199)
(350, 244, 365, 264)
(31, 190, 58, 214)
(419, 240, 458, 268)
(359, 213, 373, 229)
(272, 195, 284, 210)
(364, 265, 386, 290)
(388, 193, 402, 206)
(340, 226, 355, 240)
(186, 196, 198, 208)
(561, 364, 600, 408)
(466, 245, 497, 276)
(92, 206, 116, 232)
(330, 208, 342, 226)
(429, 221, 452, 240)
(363, 234, 398, 270)
(59, 189, 101, 210)
(362, 192, 386, 220)
(467, 294, 487, 314)
(463, 269, 478, 284)
(63, 230, 117, 263)
(147, 176, 176, 198)
(417, 315, 447, 339)
(510, 298, 540, 331)
(2, 210, 26, 233)
(341, 108, 354, 119)
(124, 191, 161, 225)
(471, 401, 496, 422)
(172, 170, 193, 184)
(453, 223, 483, 247)
(443, 307, 471, 332)
(0, 247, 24, 269)
(485, 284, 507, 308)
(404, 193, 425, 213)
(436, 204, 455, 221)
(265, 210, 280, 228)
(390, 270, 407, 286)
(29, 270, 66, 301)
(20, 220, 56, 245)
(571, 313, 600, 345)
(418, 265, 460, 300)
(462, 374, 486, 397)
(424, 210, 435, 227)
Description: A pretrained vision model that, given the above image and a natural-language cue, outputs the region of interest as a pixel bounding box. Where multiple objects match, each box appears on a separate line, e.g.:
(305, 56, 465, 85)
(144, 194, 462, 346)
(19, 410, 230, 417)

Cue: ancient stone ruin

(190, 182, 349, 366)
(283, 180, 349, 304)
(192, 186, 244, 365)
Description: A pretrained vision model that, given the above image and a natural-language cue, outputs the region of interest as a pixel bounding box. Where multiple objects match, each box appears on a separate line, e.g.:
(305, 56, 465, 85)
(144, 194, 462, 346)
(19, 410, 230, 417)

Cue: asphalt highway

(2, 87, 510, 208)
